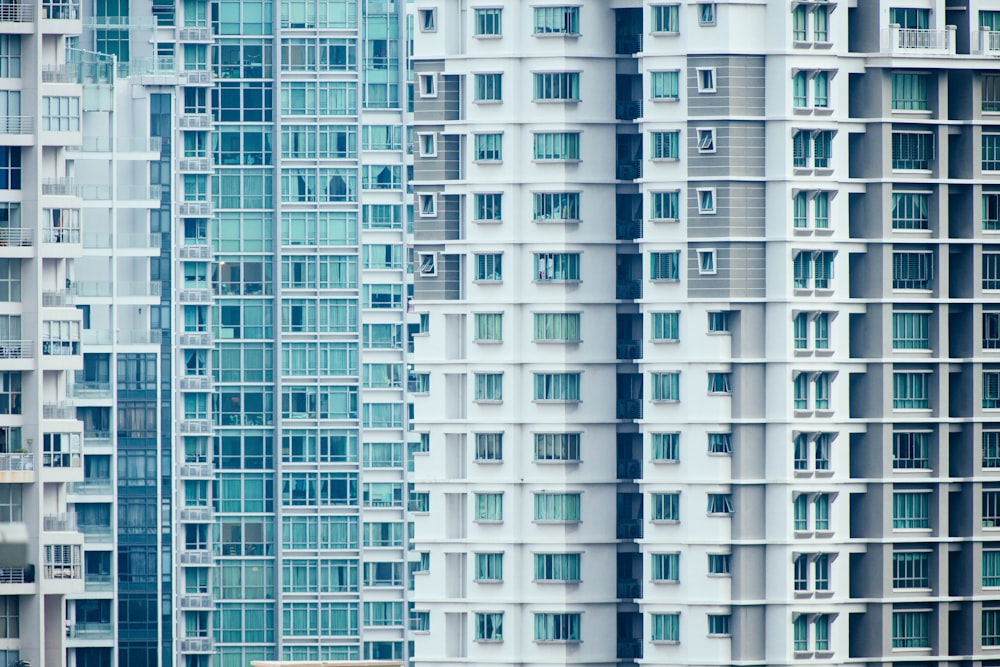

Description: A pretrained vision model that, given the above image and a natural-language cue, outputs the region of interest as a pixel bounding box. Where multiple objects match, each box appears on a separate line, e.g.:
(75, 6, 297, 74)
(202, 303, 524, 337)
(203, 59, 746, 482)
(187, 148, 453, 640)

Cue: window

(533, 373, 581, 402)
(473, 73, 502, 102)
(707, 433, 732, 455)
(651, 433, 680, 462)
(418, 193, 437, 217)
(0, 596, 18, 639)
(474, 253, 503, 282)
(986, 75, 1000, 113)
(651, 131, 680, 160)
(793, 313, 809, 349)
(892, 610, 930, 648)
(650, 252, 680, 281)
(697, 189, 716, 214)
(651, 71, 680, 100)
(892, 73, 929, 111)
(533, 132, 580, 161)
(534, 613, 581, 642)
(534, 553, 581, 581)
(651, 613, 680, 642)
(708, 311, 730, 333)
(0, 37, 20, 78)
(793, 495, 809, 531)
(533, 192, 581, 222)
(696, 127, 716, 153)
(985, 490, 1000, 526)
(651, 492, 680, 521)
(651, 372, 680, 401)
(534, 253, 580, 281)
(987, 134, 1000, 172)
(533, 313, 581, 342)
(707, 372, 731, 394)
(708, 614, 731, 637)
(986, 253, 1000, 290)
(893, 492, 930, 529)
(893, 431, 930, 469)
(793, 72, 808, 108)
(985, 431, 1000, 469)
(474, 8, 502, 36)
(42, 96, 80, 131)
(533, 433, 581, 462)
(0, 148, 21, 191)
(893, 251, 933, 290)
(985, 550, 1000, 587)
(696, 68, 716, 93)
(473, 313, 503, 343)
(893, 551, 930, 589)
(417, 133, 436, 157)
(651, 553, 680, 582)
(814, 554, 830, 591)
(892, 131, 934, 170)
(475, 553, 503, 581)
(650, 191, 680, 221)
(814, 372, 831, 410)
(814, 192, 830, 228)
(698, 249, 717, 275)
(698, 3, 716, 25)
(813, 5, 829, 41)
(474, 493, 503, 522)
(892, 192, 930, 230)
(475, 612, 503, 641)
(418, 73, 436, 98)
(533, 72, 580, 101)
(984, 609, 1000, 647)
(893, 371, 931, 409)
(418, 8, 436, 31)
(708, 554, 731, 575)
(651, 5, 679, 33)
(533, 6, 579, 35)
(986, 193, 1000, 231)
(814, 494, 830, 531)
(473, 373, 503, 402)
(651, 312, 680, 341)
(813, 71, 829, 108)
(707, 494, 734, 515)
(474, 133, 502, 162)
(474, 433, 503, 462)
(534, 493, 581, 522)
(473, 193, 503, 222)
(792, 5, 807, 41)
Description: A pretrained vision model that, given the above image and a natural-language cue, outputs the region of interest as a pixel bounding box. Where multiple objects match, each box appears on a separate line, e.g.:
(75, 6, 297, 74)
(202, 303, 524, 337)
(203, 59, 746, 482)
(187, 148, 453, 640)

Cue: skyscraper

(408, 0, 1000, 663)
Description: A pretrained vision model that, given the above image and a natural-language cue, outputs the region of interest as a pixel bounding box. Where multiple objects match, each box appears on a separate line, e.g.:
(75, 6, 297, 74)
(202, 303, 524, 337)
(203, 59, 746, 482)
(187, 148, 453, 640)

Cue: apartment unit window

(794, 434, 809, 470)
(651, 4, 680, 33)
(793, 495, 808, 530)
(533, 72, 580, 101)
(793, 129, 834, 169)
(474, 433, 503, 462)
(533, 373, 581, 402)
(813, 5, 829, 41)
(893, 371, 931, 409)
(986, 253, 1000, 290)
(892, 610, 930, 648)
(474, 253, 502, 282)
(987, 371, 1000, 408)
(707, 494, 734, 516)
(698, 249, 716, 275)
(793, 615, 809, 651)
(534, 613, 581, 642)
(793, 313, 809, 349)
(651, 433, 680, 462)
(696, 127, 716, 153)
(793, 251, 834, 290)
(0, 596, 17, 639)
(987, 134, 1000, 172)
(892, 131, 934, 170)
(707, 433, 732, 455)
(534, 433, 581, 462)
(475, 612, 503, 641)
(533, 6, 579, 35)
(534, 253, 580, 281)
(409, 492, 429, 512)
(651, 553, 680, 582)
(533, 192, 580, 221)
(418, 193, 437, 217)
(814, 554, 831, 591)
(651, 613, 680, 642)
(988, 310, 1000, 348)
(42, 96, 80, 131)
(793, 5, 807, 41)
(475, 493, 503, 522)
(986, 193, 1000, 231)
(793, 72, 808, 108)
(418, 132, 436, 157)
(814, 192, 830, 228)
(893, 431, 930, 469)
(892, 192, 930, 230)
(474, 8, 502, 36)
(533, 313, 581, 342)
(475, 553, 503, 581)
(473, 193, 502, 222)
(650, 191, 680, 221)
(534, 553, 581, 582)
(650, 252, 680, 281)
(814, 494, 830, 530)
(651, 492, 680, 521)
(985, 550, 1000, 587)
(651, 71, 680, 100)
(984, 609, 1000, 647)
(708, 311, 730, 333)
(813, 71, 830, 108)
(418, 73, 437, 98)
(708, 614, 731, 636)
(986, 75, 1000, 112)
(534, 493, 581, 522)
(985, 490, 1000, 526)
(473, 313, 502, 342)
(473, 133, 502, 162)
(892, 73, 929, 111)
(651, 131, 680, 160)
(696, 68, 716, 93)
(0, 37, 20, 78)
(651, 372, 680, 402)
(651, 312, 680, 341)
(697, 188, 716, 213)
(708, 554, 731, 575)
(533, 132, 580, 160)
(473, 73, 502, 101)
(0, 373, 20, 415)
(410, 611, 430, 632)
(0, 148, 21, 191)
(473, 373, 503, 402)
(892, 251, 933, 290)
(707, 373, 731, 395)
(892, 491, 930, 529)
(418, 8, 436, 31)
(893, 551, 930, 589)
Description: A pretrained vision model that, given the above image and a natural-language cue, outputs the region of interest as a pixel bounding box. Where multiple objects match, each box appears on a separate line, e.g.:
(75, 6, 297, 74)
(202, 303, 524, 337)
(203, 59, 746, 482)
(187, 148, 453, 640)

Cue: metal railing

(41, 179, 77, 196)
(68, 479, 112, 495)
(43, 513, 77, 531)
(179, 638, 213, 653)
(0, 454, 34, 472)
(177, 244, 212, 259)
(0, 567, 33, 584)
(42, 402, 76, 420)
(982, 29, 1000, 56)
(178, 507, 212, 522)
(178, 462, 212, 478)
(178, 332, 212, 347)
(0, 3, 33, 21)
(883, 25, 955, 54)
(78, 524, 113, 542)
(178, 377, 212, 392)
(67, 622, 113, 639)
(178, 114, 212, 129)
(177, 26, 212, 41)
(0, 340, 33, 359)
(0, 117, 33, 134)
(42, 290, 74, 306)
(0, 228, 33, 247)
(178, 202, 212, 217)
(178, 594, 213, 610)
(178, 420, 212, 435)
(69, 381, 112, 398)
(177, 549, 212, 565)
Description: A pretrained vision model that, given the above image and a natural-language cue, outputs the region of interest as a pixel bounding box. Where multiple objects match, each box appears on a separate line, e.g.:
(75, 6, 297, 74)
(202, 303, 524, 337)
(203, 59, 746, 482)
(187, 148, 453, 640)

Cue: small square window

(708, 311, 730, 333)
(418, 193, 437, 217)
(697, 128, 716, 153)
(418, 8, 437, 32)
(418, 133, 437, 157)
(697, 68, 717, 93)
(697, 188, 716, 215)
(698, 249, 717, 275)
(418, 73, 437, 98)
(698, 3, 716, 25)
(417, 252, 437, 277)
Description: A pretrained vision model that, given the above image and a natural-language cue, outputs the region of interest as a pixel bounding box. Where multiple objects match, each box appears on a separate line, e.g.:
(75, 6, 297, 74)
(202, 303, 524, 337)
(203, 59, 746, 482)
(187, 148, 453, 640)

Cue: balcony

(178, 507, 212, 523)
(617, 578, 642, 599)
(616, 100, 642, 121)
(0, 3, 33, 21)
(42, 289, 75, 306)
(616, 280, 642, 300)
(181, 70, 213, 86)
(41, 179, 78, 197)
(84, 431, 112, 447)
(78, 328, 110, 345)
(117, 330, 161, 345)
(0, 117, 33, 135)
(78, 524, 113, 543)
(67, 622, 113, 639)
(69, 382, 112, 399)
(74, 281, 161, 298)
(43, 513, 77, 532)
(117, 233, 162, 250)
(615, 36, 642, 56)
(616, 399, 642, 420)
(177, 114, 212, 130)
(616, 219, 641, 241)
(0, 453, 33, 473)
(42, 402, 76, 420)
(177, 244, 212, 260)
(179, 638, 213, 654)
(178, 288, 212, 303)
(178, 202, 211, 217)
(0, 340, 33, 358)
(178, 157, 211, 173)
(617, 458, 642, 480)
(177, 26, 212, 42)
(178, 462, 212, 479)
(616, 160, 642, 181)
(881, 25, 956, 56)
(178, 549, 212, 566)
(617, 639, 642, 660)
(178, 594, 213, 610)
(979, 28, 1000, 56)
(178, 332, 212, 347)
(178, 376, 212, 392)
(84, 573, 112, 592)
(178, 420, 212, 435)
(43, 227, 81, 245)
(68, 479, 112, 495)
(617, 518, 643, 540)
(616, 340, 642, 360)
(41, 63, 80, 83)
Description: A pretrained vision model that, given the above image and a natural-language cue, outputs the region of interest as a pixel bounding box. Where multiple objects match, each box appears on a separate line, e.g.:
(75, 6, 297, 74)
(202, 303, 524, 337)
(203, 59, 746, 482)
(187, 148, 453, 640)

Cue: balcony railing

(84, 431, 111, 446)
(41, 63, 80, 83)
(76, 184, 163, 201)
(41, 179, 77, 196)
(0, 117, 33, 135)
(43, 513, 77, 532)
(42, 290, 75, 306)
(178, 462, 212, 478)
(616, 280, 642, 300)
(179, 638, 213, 653)
(617, 639, 642, 660)
(616, 100, 642, 121)
(67, 137, 162, 153)
(615, 35, 642, 55)
(177, 244, 212, 260)
(178, 202, 212, 217)
(0, 3, 33, 21)
(178, 332, 212, 347)
(178, 549, 212, 565)
(0, 454, 33, 472)
(882, 25, 956, 55)
(69, 382, 112, 398)
(43, 227, 81, 244)
(616, 160, 642, 181)
(616, 340, 642, 360)
(981, 29, 1000, 56)
(0, 340, 33, 359)
(178, 594, 213, 610)
(42, 402, 76, 420)
(616, 578, 642, 599)
(0, 566, 33, 584)
(84, 573, 112, 592)
(616, 518, 643, 539)
(177, 26, 212, 41)
(178, 114, 212, 130)
(78, 524, 113, 542)
(617, 458, 642, 479)
(81, 329, 112, 345)
(178, 420, 212, 435)
(616, 219, 641, 241)
(616, 399, 642, 420)
(68, 479, 112, 495)
(67, 622, 113, 639)
(178, 376, 212, 392)
(118, 330, 161, 345)
(178, 507, 212, 522)
(0, 228, 33, 247)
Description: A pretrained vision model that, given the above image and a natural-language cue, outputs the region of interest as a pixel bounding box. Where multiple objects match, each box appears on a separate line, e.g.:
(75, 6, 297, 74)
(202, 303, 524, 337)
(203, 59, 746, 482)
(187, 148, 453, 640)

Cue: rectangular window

(893, 371, 931, 409)
(793, 71, 808, 108)
(893, 551, 930, 589)
(475, 612, 503, 641)
(987, 134, 1000, 172)
(651, 433, 680, 462)
(533, 192, 581, 221)
(650, 553, 679, 582)
(533, 433, 581, 462)
(651, 312, 680, 341)
(533, 132, 580, 160)
(650, 252, 680, 281)
(985, 431, 1000, 469)
(534, 553, 581, 581)
(651, 613, 680, 642)
(474, 8, 502, 36)
(892, 610, 930, 648)
(984, 550, 1000, 587)
(473, 193, 503, 222)
(892, 73, 929, 111)
(893, 431, 930, 469)
(892, 131, 934, 170)
(708, 554, 731, 575)
(651, 372, 680, 401)
(651, 71, 680, 100)
(533, 313, 581, 342)
(792, 5, 807, 41)
(986, 193, 1000, 231)
(532, 373, 581, 402)
(696, 127, 716, 152)
(988, 372, 1000, 409)
(473, 373, 503, 402)
(473, 313, 503, 342)
(892, 192, 930, 230)
(42, 96, 81, 131)
(985, 490, 1000, 526)
(985, 254, 1000, 290)
(813, 5, 829, 41)
(534, 613, 581, 642)
(473, 73, 502, 102)
(708, 614, 731, 636)
(0, 36, 21, 78)
(651, 492, 680, 521)
(707, 372, 731, 394)
(474, 493, 503, 522)
(984, 609, 1000, 647)
(651, 4, 680, 33)
(697, 188, 716, 214)
(473, 133, 503, 162)
(650, 191, 680, 221)
(651, 131, 680, 160)
(474, 433, 503, 462)
(893, 492, 930, 529)
(475, 552, 503, 581)
(892, 251, 934, 290)
(473, 253, 503, 282)
(814, 494, 830, 531)
(813, 71, 829, 108)
(707, 433, 732, 455)
(533, 493, 581, 522)
(815, 192, 830, 228)
(533, 72, 580, 101)
(0, 148, 21, 191)
(533, 6, 579, 35)
(534, 253, 580, 281)
(986, 75, 1000, 113)
(707, 494, 734, 515)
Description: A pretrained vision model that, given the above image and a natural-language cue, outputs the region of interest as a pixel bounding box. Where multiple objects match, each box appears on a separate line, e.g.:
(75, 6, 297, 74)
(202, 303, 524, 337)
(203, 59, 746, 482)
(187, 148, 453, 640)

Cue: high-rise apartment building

(409, 0, 1000, 664)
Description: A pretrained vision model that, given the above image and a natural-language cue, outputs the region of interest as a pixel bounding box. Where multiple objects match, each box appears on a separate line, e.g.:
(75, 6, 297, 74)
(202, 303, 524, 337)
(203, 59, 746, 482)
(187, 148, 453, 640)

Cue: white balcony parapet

(0, 117, 33, 134)
(882, 24, 956, 55)
(979, 28, 1000, 56)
